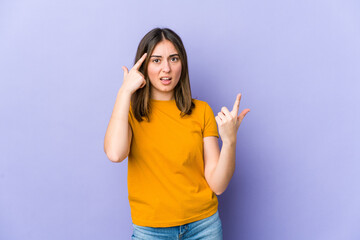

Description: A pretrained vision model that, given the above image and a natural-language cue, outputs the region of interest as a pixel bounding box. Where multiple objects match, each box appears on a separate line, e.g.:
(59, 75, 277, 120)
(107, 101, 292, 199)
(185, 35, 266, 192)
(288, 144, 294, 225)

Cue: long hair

(131, 28, 195, 122)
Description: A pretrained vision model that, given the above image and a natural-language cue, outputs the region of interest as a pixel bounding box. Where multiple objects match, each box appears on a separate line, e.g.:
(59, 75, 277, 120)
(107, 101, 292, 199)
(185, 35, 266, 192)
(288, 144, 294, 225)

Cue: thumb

(122, 66, 129, 78)
(237, 109, 251, 122)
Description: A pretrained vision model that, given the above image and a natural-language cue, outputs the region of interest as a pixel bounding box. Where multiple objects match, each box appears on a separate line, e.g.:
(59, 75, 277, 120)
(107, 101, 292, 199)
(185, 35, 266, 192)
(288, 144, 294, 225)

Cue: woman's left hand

(215, 93, 250, 144)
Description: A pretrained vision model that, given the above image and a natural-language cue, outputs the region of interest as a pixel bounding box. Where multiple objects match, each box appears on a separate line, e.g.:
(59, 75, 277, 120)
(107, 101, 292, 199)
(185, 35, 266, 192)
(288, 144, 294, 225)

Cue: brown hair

(131, 28, 195, 122)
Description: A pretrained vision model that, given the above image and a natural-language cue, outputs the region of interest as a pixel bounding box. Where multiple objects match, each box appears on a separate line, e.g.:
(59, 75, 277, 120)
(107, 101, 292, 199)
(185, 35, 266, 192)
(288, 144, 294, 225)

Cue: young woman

(104, 28, 250, 240)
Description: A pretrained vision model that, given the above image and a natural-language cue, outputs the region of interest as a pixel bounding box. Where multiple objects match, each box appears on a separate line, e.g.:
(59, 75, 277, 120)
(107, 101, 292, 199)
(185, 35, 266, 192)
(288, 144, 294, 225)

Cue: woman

(104, 28, 250, 239)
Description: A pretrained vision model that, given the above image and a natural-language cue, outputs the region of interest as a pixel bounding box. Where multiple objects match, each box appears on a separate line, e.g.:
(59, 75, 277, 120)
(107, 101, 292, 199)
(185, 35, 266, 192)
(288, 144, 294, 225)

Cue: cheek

(147, 65, 158, 80)
(175, 64, 182, 78)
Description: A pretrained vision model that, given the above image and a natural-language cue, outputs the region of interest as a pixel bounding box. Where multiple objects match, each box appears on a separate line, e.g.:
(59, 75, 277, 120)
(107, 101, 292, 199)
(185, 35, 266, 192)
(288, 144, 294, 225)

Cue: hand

(215, 93, 250, 144)
(120, 53, 147, 94)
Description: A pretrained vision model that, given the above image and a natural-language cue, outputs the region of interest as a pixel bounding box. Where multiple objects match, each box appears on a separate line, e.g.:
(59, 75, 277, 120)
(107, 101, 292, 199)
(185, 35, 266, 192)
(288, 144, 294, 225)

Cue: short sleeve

(203, 102, 219, 138)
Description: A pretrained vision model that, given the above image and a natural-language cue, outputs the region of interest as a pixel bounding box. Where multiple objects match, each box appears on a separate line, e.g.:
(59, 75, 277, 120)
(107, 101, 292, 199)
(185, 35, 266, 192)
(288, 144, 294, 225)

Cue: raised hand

(215, 93, 250, 144)
(120, 53, 147, 94)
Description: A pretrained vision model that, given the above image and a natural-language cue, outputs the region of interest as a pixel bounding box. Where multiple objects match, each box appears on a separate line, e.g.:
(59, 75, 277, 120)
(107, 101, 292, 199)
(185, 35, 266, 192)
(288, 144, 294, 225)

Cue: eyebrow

(150, 54, 179, 58)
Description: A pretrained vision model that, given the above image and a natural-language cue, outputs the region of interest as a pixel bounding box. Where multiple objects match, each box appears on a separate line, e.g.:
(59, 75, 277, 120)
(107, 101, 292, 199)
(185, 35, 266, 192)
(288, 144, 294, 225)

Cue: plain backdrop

(1, 0, 359, 239)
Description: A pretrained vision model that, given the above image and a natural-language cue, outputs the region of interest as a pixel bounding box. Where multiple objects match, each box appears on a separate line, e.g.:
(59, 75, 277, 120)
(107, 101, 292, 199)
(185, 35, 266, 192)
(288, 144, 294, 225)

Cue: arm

(204, 136, 236, 195)
(104, 53, 147, 163)
(203, 93, 250, 195)
(104, 89, 133, 163)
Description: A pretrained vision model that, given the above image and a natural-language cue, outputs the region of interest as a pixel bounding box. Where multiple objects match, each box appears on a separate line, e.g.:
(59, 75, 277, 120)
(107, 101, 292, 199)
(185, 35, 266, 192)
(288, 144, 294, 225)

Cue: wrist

(221, 138, 237, 146)
(118, 87, 133, 97)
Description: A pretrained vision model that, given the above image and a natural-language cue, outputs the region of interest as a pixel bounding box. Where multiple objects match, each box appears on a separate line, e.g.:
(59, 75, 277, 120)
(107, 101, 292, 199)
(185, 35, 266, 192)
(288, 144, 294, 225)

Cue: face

(147, 40, 182, 100)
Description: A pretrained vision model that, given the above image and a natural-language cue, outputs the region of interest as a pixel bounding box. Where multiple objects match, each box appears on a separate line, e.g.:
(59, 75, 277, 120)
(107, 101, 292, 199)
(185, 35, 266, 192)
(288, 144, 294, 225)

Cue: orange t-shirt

(127, 99, 219, 227)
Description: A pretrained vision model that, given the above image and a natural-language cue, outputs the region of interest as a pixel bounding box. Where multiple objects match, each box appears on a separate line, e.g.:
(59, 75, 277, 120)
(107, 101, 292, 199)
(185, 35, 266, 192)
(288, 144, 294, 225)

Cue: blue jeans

(131, 211, 223, 240)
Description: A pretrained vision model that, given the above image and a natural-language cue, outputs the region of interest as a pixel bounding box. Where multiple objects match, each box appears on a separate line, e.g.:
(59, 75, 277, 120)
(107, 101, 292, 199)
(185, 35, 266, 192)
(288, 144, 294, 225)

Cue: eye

(152, 59, 160, 63)
(171, 57, 179, 62)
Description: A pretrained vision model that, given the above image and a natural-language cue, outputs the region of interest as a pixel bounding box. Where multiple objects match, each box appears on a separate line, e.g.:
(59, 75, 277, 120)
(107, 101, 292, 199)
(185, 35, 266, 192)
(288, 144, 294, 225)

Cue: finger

(140, 79, 146, 88)
(122, 66, 129, 78)
(215, 116, 220, 124)
(217, 112, 225, 121)
(232, 93, 241, 116)
(133, 53, 147, 70)
(221, 106, 232, 118)
(237, 108, 251, 122)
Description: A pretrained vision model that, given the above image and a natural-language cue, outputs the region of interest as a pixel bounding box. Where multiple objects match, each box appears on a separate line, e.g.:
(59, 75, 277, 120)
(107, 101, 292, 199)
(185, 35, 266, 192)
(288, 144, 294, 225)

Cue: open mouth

(160, 77, 172, 85)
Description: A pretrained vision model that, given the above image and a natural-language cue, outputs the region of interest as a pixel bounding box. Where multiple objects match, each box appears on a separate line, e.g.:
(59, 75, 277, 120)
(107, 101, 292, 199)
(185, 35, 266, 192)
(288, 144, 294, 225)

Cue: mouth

(160, 77, 172, 85)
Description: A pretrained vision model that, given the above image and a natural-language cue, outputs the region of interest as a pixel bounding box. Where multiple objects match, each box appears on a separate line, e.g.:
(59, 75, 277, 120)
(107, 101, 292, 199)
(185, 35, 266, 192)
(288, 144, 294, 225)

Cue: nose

(161, 60, 171, 73)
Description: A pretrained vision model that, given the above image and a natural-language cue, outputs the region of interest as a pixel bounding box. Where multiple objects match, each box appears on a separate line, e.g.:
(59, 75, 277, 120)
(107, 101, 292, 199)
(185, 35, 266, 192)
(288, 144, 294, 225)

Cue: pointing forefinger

(133, 53, 147, 70)
(232, 93, 241, 115)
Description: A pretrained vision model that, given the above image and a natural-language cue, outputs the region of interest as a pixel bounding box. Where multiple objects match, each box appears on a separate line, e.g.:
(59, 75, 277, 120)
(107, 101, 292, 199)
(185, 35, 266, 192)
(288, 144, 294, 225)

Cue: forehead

(151, 40, 178, 55)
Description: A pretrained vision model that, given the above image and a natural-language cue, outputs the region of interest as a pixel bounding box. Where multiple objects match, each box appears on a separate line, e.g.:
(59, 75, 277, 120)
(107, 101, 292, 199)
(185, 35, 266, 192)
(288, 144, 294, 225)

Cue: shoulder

(192, 98, 209, 107)
(190, 99, 217, 119)
(192, 98, 214, 111)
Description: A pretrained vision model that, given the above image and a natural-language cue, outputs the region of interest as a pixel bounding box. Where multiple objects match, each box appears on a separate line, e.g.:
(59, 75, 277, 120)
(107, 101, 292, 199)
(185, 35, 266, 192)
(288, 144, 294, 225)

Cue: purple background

(1, 0, 359, 239)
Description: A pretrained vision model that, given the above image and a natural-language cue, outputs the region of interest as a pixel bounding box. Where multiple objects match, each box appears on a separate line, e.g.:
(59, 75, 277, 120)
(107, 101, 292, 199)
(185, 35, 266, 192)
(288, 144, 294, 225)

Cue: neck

(151, 91, 175, 101)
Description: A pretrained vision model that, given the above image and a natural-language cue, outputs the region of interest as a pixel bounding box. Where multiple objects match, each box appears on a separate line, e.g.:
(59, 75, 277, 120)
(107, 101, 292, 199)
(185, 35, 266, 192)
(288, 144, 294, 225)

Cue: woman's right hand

(120, 53, 147, 94)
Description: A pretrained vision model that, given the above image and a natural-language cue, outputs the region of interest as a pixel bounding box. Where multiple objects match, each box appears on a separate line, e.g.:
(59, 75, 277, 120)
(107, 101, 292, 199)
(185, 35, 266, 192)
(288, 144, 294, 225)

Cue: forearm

(104, 88, 132, 162)
(210, 140, 236, 195)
